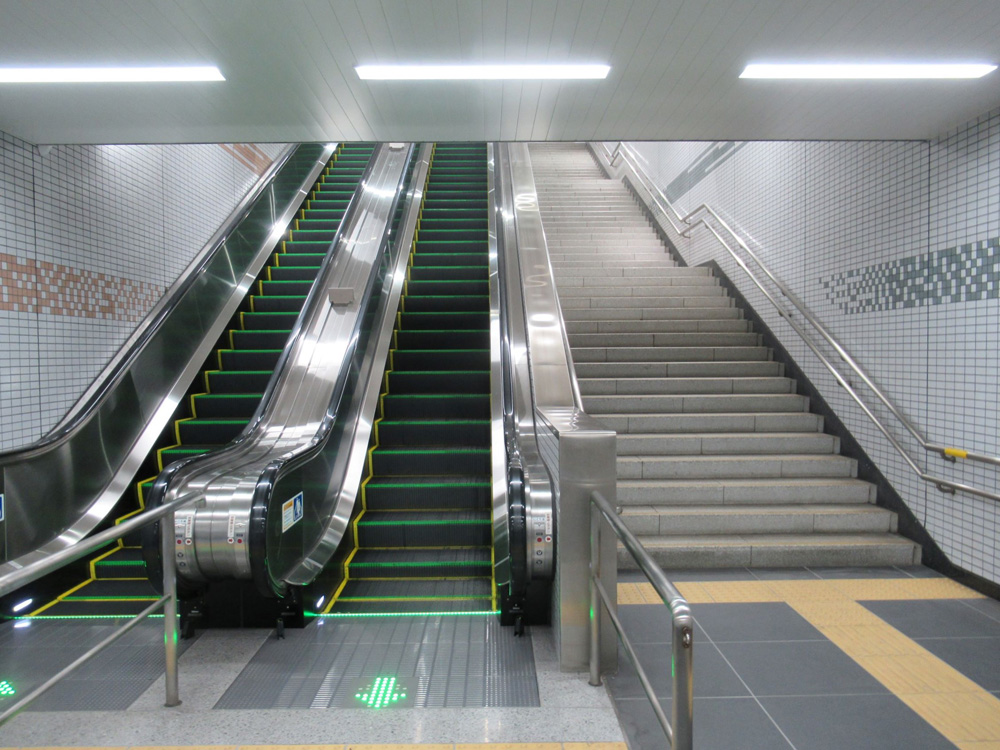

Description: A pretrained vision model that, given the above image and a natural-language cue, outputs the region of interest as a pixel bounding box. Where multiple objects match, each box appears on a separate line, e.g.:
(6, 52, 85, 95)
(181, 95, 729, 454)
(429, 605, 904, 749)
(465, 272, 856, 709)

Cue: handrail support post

(672, 611, 694, 750)
(589, 503, 602, 687)
(161, 509, 181, 707)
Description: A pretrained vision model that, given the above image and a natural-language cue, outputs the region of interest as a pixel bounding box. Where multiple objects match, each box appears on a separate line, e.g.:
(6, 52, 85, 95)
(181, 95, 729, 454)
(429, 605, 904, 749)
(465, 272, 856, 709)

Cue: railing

(589, 490, 693, 750)
(0, 493, 198, 724)
(593, 141, 1000, 505)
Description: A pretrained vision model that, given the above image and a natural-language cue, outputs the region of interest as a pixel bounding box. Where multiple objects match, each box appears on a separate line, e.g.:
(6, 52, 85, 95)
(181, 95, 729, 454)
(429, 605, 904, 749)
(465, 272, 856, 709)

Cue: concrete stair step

(617, 454, 857, 480)
(562, 296, 734, 309)
(587, 393, 809, 416)
(596, 412, 824, 435)
(567, 319, 751, 334)
(617, 477, 875, 505)
(563, 307, 743, 322)
(620, 504, 897, 536)
(567, 319, 750, 334)
(569, 332, 761, 348)
(580, 375, 795, 395)
(618, 431, 839, 456)
(575, 361, 784, 379)
(555, 275, 718, 287)
(550, 252, 673, 262)
(573, 345, 771, 363)
(620, 533, 922, 568)
(552, 259, 678, 269)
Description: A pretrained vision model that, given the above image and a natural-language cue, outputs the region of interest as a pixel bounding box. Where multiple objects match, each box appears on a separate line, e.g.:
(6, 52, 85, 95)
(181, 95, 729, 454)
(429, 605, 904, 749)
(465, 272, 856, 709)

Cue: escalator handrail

(0, 143, 300, 461)
(248, 144, 418, 595)
(146, 145, 384, 501)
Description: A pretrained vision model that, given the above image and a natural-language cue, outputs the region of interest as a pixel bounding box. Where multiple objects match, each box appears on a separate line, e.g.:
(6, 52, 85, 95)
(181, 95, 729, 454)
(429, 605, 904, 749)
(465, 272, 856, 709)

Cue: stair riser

(568, 320, 750, 334)
(564, 308, 743, 321)
(580, 377, 794, 395)
(617, 481, 876, 505)
(570, 333, 761, 347)
(356, 524, 491, 548)
(596, 413, 824, 434)
(620, 510, 897, 536)
(556, 275, 717, 288)
(574, 346, 770, 363)
(562, 296, 734, 309)
(618, 542, 921, 569)
(617, 434, 839, 456)
(576, 362, 784, 379)
(617, 456, 857, 480)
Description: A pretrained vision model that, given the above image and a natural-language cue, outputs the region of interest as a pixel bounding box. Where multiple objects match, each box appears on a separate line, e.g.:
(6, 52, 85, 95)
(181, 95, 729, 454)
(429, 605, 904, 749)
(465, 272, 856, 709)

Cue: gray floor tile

(961, 597, 1000, 622)
(613, 696, 793, 750)
(715, 640, 888, 697)
(694, 603, 825, 643)
(808, 566, 917, 579)
(606, 642, 748, 699)
(749, 567, 820, 580)
(760, 694, 954, 750)
(863, 599, 1000, 639)
(617, 604, 701, 645)
(897, 565, 946, 578)
(656, 567, 756, 581)
(913, 636, 1000, 690)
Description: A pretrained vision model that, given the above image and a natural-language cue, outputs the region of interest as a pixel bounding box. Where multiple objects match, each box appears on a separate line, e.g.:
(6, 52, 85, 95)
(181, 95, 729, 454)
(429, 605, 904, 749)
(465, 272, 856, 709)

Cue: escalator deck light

(355, 676, 405, 708)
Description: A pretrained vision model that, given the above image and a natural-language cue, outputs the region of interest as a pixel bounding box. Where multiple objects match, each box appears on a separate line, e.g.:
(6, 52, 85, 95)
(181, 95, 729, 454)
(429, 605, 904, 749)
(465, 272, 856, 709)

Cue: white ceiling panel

(0, 0, 998, 144)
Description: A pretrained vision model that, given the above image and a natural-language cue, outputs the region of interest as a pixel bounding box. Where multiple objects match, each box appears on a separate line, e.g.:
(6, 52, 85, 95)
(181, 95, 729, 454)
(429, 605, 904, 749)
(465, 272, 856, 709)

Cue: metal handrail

(0, 490, 199, 724)
(589, 490, 693, 750)
(595, 141, 1000, 504)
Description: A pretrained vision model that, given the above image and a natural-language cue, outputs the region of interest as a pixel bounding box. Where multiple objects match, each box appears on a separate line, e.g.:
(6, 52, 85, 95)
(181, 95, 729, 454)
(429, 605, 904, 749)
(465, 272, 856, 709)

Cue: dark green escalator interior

(21, 143, 375, 621)
(325, 143, 496, 615)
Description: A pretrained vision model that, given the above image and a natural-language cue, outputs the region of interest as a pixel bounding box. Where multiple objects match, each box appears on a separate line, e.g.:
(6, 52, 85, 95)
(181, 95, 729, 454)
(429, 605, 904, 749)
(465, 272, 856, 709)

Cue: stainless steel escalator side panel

(488, 143, 512, 590)
(0, 143, 334, 573)
(161, 144, 415, 590)
(280, 143, 432, 587)
(495, 143, 556, 582)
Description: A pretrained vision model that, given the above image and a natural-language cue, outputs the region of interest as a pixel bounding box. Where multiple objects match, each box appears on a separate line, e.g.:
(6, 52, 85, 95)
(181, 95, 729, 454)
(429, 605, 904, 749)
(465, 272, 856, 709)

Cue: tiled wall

(0, 131, 284, 450)
(619, 106, 1000, 585)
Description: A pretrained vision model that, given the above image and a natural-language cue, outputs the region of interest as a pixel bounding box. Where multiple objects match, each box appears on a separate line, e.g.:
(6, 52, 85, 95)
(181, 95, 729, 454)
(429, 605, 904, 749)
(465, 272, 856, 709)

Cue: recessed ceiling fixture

(356, 64, 610, 80)
(0, 66, 225, 83)
(740, 63, 997, 80)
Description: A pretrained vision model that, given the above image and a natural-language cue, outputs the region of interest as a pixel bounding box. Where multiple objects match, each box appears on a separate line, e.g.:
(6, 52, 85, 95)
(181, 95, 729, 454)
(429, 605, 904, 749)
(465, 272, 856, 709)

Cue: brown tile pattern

(0, 252, 162, 320)
(220, 143, 274, 176)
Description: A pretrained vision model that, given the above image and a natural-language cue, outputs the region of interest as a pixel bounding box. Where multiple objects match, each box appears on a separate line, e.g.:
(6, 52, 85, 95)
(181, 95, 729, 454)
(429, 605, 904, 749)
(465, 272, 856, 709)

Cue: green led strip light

(337, 595, 491, 602)
(11, 614, 166, 620)
(359, 519, 489, 526)
(94, 560, 145, 566)
(367, 482, 489, 488)
(351, 560, 491, 568)
(0, 681, 15, 697)
(308, 610, 499, 619)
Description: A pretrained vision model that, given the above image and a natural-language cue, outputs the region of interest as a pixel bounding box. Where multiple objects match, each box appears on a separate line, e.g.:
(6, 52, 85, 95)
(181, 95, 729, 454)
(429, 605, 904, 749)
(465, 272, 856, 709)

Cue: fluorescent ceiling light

(356, 64, 610, 80)
(0, 66, 225, 83)
(740, 63, 996, 80)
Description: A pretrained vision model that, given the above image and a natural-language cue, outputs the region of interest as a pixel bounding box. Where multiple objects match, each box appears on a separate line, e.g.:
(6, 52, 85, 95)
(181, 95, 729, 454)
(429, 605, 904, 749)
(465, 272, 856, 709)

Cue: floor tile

(694, 603, 824, 643)
(613, 696, 793, 750)
(863, 600, 1000, 639)
(749, 567, 820, 580)
(913, 636, 1000, 691)
(605, 643, 748, 699)
(715, 640, 888, 697)
(898, 566, 947, 578)
(760, 694, 955, 750)
(961, 597, 1000, 622)
(653, 568, 756, 582)
(615, 604, 702, 645)
(808, 566, 916, 579)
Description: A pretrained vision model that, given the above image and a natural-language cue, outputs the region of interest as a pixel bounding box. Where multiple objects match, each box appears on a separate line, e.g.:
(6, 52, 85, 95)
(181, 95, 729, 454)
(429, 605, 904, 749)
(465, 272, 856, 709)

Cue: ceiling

(1, 0, 999, 145)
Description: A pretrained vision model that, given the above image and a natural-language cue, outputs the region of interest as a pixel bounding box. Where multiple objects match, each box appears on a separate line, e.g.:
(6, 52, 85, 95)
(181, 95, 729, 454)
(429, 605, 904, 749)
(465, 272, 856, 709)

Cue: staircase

(529, 142, 921, 569)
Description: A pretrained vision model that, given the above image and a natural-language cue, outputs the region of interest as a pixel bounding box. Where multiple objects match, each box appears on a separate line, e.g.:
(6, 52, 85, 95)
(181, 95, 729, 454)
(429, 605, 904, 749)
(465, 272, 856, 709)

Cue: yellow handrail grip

(944, 447, 968, 459)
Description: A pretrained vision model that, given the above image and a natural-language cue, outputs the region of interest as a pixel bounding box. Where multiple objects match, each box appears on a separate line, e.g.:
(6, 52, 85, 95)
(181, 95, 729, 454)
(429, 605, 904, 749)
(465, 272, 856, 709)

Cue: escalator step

(395, 329, 488, 349)
(231, 330, 293, 349)
(405, 279, 489, 296)
(269, 266, 321, 282)
(240, 312, 296, 331)
(282, 240, 330, 254)
(369, 447, 490, 475)
(397, 311, 488, 329)
(403, 295, 488, 312)
(407, 266, 487, 282)
(380, 393, 489, 420)
(364, 476, 490, 510)
(356, 511, 491, 547)
(206, 370, 273, 393)
(414, 240, 489, 254)
(411, 252, 487, 267)
(259, 280, 314, 296)
(386, 370, 489, 393)
(390, 348, 488, 370)
(177, 418, 246, 444)
(416, 228, 488, 242)
(348, 548, 492, 579)
(276, 252, 326, 267)
(251, 295, 308, 313)
(377, 418, 489, 446)
(218, 349, 282, 370)
(191, 393, 263, 418)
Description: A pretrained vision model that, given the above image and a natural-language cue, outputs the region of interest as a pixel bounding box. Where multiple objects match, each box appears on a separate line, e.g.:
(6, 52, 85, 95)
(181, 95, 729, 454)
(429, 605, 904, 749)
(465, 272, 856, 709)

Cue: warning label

(282, 492, 304, 533)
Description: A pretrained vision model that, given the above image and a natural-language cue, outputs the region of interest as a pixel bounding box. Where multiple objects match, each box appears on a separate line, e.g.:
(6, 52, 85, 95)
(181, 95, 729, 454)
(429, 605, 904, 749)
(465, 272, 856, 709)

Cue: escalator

(325, 143, 496, 615)
(22, 143, 375, 621)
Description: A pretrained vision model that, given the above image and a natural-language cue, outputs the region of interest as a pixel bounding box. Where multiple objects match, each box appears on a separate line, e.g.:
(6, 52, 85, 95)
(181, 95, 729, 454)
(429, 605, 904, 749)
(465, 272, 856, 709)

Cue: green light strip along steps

(23, 144, 376, 621)
(329, 143, 495, 615)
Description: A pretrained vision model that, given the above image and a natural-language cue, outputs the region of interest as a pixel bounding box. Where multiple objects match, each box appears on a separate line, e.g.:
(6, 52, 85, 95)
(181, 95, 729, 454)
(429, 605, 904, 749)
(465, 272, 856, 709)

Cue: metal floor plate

(214, 615, 539, 709)
(0, 619, 196, 711)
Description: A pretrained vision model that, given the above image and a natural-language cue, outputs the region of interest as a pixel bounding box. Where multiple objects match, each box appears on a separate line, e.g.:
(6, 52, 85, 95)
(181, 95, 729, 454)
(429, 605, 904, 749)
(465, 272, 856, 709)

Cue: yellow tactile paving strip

(620, 577, 1000, 747)
(0, 745, 627, 750)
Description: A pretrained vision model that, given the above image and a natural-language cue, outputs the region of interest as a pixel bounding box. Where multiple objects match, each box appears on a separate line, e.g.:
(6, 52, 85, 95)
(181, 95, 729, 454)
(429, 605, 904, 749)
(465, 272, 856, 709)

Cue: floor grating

(214, 615, 539, 709)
